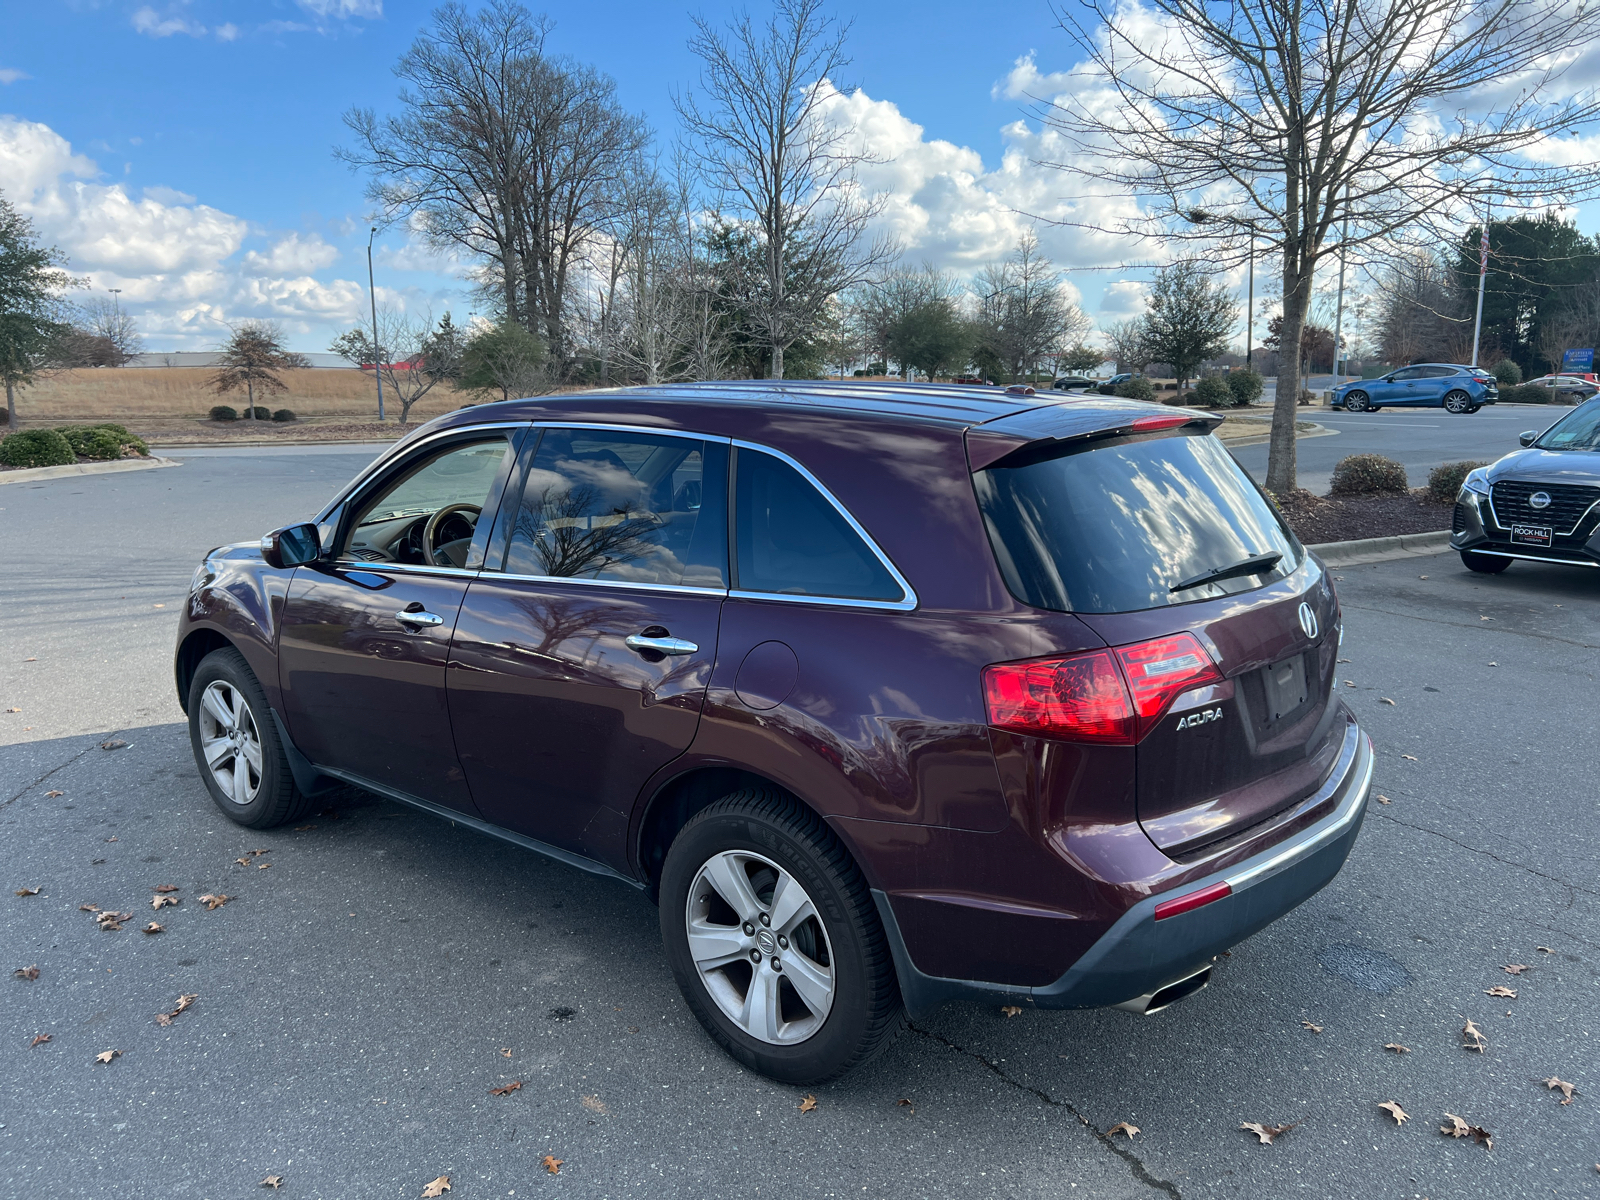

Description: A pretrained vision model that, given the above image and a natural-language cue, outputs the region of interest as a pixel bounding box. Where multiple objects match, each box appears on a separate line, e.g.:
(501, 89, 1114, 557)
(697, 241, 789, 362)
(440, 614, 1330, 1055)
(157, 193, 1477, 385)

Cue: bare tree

(1044, 0, 1600, 491)
(971, 233, 1090, 382)
(212, 323, 309, 420)
(79, 297, 143, 365)
(330, 309, 466, 424)
(1102, 317, 1149, 373)
(1374, 251, 1464, 365)
(676, 0, 894, 378)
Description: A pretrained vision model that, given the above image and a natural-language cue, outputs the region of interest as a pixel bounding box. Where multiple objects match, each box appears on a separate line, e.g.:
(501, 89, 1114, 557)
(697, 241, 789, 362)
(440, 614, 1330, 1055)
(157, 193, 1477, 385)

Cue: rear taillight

(982, 632, 1222, 745)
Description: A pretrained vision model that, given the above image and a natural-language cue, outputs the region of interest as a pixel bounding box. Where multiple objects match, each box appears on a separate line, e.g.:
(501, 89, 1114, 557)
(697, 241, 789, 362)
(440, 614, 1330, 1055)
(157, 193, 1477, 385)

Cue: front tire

(186, 647, 311, 828)
(1344, 391, 1371, 412)
(1444, 390, 1474, 413)
(1460, 550, 1511, 574)
(659, 790, 905, 1084)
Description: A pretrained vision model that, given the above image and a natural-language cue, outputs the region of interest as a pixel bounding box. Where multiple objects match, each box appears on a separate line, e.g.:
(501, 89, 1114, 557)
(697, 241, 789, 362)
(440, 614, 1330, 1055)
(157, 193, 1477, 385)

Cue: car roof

(430, 379, 1162, 434)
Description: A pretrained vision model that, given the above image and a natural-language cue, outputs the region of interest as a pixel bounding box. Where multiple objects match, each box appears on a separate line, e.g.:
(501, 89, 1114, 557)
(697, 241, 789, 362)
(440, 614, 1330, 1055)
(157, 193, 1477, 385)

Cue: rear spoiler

(966, 401, 1223, 471)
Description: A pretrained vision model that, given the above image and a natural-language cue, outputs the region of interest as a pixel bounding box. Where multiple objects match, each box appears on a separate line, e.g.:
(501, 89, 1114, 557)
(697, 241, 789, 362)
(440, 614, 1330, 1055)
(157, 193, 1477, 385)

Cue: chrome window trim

(489, 572, 728, 598)
(730, 439, 919, 613)
(315, 421, 530, 523)
(328, 562, 482, 580)
(528, 420, 734, 444)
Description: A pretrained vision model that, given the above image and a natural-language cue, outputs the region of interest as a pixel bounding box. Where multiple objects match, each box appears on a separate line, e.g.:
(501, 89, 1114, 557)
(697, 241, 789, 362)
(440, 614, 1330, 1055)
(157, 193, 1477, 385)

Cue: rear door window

(733, 447, 905, 602)
(502, 428, 728, 588)
(973, 432, 1300, 613)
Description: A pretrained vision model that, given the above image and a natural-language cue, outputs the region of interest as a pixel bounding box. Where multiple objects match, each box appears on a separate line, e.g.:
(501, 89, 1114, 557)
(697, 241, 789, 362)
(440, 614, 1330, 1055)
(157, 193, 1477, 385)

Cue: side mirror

(1518, 431, 1537, 447)
(260, 522, 321, 569)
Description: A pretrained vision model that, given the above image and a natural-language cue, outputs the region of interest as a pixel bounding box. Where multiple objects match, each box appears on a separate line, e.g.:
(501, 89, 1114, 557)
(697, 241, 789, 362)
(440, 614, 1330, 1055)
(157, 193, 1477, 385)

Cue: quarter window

(733, 448, 903, 602)
(502, 429, 728, 588)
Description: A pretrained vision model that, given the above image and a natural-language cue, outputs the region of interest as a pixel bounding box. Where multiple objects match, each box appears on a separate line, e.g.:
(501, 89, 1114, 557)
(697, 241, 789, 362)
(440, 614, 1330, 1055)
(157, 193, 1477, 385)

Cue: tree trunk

(5, 380, 15, 430)
(770, 343, 784, 380)
(245, 379, 255, 420)
(1267, 261, 1314, 495)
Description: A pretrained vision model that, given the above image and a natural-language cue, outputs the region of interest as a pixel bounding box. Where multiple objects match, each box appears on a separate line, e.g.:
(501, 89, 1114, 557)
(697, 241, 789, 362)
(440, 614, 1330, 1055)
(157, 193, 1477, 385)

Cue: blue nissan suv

(1332, 364, 1498, 413)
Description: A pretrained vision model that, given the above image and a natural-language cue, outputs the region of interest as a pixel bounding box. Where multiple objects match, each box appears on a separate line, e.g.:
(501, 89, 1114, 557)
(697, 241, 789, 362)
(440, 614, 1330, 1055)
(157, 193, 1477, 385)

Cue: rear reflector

(1153, 881, 1232, 920)
(982, 633, 1223, 745)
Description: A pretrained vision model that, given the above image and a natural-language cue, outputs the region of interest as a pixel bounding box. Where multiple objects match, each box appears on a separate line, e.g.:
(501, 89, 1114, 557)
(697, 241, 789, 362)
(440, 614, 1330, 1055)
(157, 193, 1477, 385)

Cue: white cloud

(1098, 280, 1147, 315)
(215, 23, 240, 42)
(0, 115, 367, 347)
(131, 6, 206, 38)
(296, 0, 383, 19)
(0, 69, 30, 85)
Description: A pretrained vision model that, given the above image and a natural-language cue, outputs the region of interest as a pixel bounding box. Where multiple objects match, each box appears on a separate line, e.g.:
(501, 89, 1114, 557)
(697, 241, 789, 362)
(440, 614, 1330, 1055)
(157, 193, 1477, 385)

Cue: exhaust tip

(1113, 965, 1212, 1015)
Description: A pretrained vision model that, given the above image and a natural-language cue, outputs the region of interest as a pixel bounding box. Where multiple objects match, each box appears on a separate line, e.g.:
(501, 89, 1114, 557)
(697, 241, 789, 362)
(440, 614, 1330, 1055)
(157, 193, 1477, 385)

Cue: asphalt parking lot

(3, 449, 1598, 1199)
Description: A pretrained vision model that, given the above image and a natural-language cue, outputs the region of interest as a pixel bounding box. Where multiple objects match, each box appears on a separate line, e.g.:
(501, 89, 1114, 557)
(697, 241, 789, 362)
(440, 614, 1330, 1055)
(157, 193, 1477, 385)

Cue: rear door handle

(625, 633, 699, 656)
(396, 608, 445, 629)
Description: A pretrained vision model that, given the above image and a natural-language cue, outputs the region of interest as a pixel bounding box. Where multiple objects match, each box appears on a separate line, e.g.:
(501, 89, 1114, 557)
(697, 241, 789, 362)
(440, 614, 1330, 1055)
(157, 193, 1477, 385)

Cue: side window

(733, 447, 903, 602)
(1423, 366, 1458, 378)
(343, 435, 513, 568)
(1390, 367, 1423, 381)
(502, 429, 728, 588)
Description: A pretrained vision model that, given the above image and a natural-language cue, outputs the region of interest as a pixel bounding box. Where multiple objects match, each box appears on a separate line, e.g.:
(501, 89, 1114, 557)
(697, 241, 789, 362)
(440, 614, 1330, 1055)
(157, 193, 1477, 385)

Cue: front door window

(344, 437, 515, 569)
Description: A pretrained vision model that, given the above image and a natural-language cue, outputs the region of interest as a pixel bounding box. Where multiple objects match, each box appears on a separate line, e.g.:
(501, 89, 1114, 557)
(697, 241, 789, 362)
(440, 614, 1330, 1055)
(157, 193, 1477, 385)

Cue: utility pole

(1330, 199, 1350, 383)
(366, 226, 386, 422)
(1470, 212, 1490, 367)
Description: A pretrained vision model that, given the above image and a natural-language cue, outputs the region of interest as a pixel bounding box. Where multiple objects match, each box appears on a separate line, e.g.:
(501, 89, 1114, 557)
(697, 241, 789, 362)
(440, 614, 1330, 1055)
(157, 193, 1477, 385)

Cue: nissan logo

(1298, 602, 1319, 639)
(1529, 491, 1552, 510)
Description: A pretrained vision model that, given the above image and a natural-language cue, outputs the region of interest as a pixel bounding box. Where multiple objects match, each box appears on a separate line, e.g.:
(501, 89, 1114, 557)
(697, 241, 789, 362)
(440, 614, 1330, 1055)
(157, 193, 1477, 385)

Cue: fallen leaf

(1488, 661, 1498, 666)
(1544, 1077, 1577, 1104)
(142, 922, 164, 935)
(1379, 697, 1396, 705)
(293, 825, 317, 832)
(261, 1176, 284, 1190)
(1479, 615, 1493, 621)
(4, 707, 18, 713)
(78, 903, 98, 911)
(14, 886, 40, 897)
(94, 1049, 121, 1064)
(197, 894, 231, 910)
(155, 993, 198, 1025)
(1536, 946, 1555, 954)
(1462, 1019, 1488, 1053)
(100, 739, 128, 750)
(45, 790, 62, 798)
(153, 603, 164, 608)
(581, 1094, 607, 1114)
(799, 1094, 818, 1113)
(234, 858, 251, 867)
(24, 657, 35, 662)
(1301, 1020, 1324, 1033)
(1503, 963, 1530, 975)
(1485, 986, 1516, 998)
(1377, 1101, 1409, 1125)
(896, 1098, 914, 1113)
(257, 862, 271, 869)
(30, 1034, 51, 1048)
(1376, 794, 1393, 804)
(1337, 657, 1351, 663)
(105, 836, 117, 842)
(490, 1080, 523, 1096)
(421, 1177, 451, 1197)
(500, 1048, 513, 1057)
(1000, 1005, 1023, 1018)
(1384, 1043, 1410, 1053)
(1440, 1113, 1492, 1149)
(1343, 680, 1355, 687)
(151, 895, 179, 909)
(153, 884, 179, 893)
(540, 1156, 562, 1175)
(1240, 1122, 1297, 1144)
(1107, 1121, 1140, 1138)
(14, 965, 39, 980)
(1401, 754, 1418, 761)
(1417, 574, 1428, 579)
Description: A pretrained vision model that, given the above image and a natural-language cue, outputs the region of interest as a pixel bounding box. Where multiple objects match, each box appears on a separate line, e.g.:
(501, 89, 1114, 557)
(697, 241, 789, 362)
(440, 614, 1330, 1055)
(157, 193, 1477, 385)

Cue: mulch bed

(1275, 489, 1453, 545)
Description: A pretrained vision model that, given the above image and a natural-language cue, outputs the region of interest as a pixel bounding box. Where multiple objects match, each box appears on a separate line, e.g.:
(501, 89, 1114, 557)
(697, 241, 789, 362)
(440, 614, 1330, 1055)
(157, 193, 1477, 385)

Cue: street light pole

(1331, 197, 1350, 383)
(1470, 209, 1490, 367)
(1245, 236, 1254, 369)
(366, 226, 385, 423)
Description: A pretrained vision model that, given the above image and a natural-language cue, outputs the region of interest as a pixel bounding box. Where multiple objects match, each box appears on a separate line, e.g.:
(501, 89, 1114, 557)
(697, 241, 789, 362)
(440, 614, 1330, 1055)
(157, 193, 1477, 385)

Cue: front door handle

(396, 608, 445, 629)
(625, 633, 699, 656)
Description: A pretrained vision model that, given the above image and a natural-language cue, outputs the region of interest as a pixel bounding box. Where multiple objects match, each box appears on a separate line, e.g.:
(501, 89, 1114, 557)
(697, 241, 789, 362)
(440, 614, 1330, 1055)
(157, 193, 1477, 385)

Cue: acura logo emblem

(1529, 491, 1552, 509)
(1298, 602, 1319, 639)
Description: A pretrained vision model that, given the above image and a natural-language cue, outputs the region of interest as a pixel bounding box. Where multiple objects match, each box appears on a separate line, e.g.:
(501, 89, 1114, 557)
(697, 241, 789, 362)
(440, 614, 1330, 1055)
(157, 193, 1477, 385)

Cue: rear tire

(186, 647, 312, 829)
(1460, 550, 1510, 574)
(659, 790, 905, 1084)
(1344, 391, 1371, 412)
(1444, 390, 1473, 413)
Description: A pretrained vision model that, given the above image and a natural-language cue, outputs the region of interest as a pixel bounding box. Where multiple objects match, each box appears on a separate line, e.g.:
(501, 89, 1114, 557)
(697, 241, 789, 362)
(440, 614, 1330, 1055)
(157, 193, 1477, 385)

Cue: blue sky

(2, 0, 1111, 351)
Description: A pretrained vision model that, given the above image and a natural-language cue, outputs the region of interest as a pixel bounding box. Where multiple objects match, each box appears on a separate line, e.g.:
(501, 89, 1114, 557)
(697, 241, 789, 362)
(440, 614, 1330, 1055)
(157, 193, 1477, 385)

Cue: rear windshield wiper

(1170, 551, 1282, 593)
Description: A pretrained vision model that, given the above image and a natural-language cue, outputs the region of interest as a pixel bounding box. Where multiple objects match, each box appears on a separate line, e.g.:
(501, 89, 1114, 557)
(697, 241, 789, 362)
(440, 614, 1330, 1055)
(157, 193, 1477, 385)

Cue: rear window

(973, 432, 1300, 613)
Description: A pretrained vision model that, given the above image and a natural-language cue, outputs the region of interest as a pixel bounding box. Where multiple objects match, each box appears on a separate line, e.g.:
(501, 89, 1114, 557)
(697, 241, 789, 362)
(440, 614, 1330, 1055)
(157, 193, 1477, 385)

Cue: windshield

(1535, 398, 1600, 450)
(973, 431, 1301, 614)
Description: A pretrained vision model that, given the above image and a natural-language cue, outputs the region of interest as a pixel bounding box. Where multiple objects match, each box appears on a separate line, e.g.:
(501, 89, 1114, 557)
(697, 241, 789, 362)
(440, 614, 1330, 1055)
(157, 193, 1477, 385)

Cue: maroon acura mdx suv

(175, 382, 1372, 1083)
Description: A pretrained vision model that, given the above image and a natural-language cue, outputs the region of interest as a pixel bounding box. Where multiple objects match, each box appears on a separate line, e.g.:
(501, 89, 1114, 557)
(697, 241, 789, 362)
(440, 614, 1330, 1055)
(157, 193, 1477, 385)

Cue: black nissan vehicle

(1451, 395, 1600, 572)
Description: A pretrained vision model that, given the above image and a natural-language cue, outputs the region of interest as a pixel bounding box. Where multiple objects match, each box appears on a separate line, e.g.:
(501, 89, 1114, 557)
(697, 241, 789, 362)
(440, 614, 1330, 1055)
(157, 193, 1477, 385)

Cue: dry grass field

(10, 367, 466, 429)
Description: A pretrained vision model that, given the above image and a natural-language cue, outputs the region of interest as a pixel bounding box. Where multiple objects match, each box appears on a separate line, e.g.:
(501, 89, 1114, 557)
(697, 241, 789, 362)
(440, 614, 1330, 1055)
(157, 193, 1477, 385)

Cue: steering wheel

(423, 503, 482, 566)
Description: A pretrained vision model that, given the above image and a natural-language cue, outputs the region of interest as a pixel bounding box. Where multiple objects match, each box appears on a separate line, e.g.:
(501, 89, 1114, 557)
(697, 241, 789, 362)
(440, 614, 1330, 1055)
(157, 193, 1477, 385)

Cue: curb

(152, 439, 401, 451)
(1308, 530, 1452, 566)
(0, 456, 181, 486)
(1221, 421, 1337, 448)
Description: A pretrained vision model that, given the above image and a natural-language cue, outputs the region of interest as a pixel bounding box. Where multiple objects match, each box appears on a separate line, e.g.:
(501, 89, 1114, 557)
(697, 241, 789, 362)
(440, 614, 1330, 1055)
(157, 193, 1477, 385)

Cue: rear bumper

(876, 727, 1374, 1018)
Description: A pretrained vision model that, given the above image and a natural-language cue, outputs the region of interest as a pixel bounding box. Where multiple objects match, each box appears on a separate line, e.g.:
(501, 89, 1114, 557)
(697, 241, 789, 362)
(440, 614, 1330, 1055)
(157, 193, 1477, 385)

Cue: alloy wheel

(197, 680, 263, 805)
(1345, 391, 1370, 412)
(1444, 390, 1472, 413)
(685, 849, 835, 1045)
